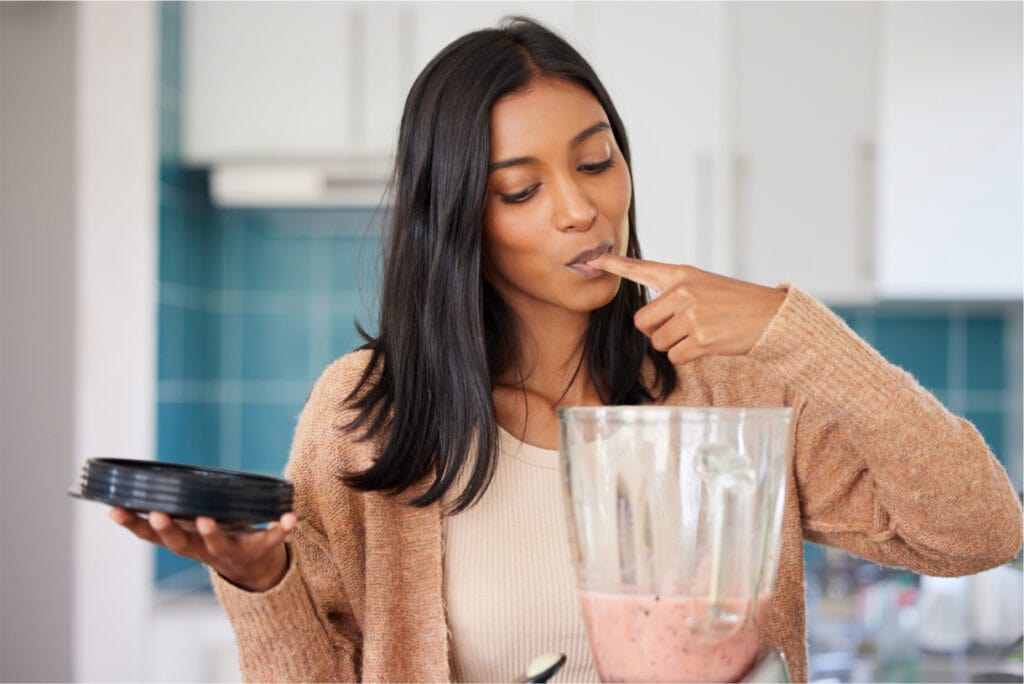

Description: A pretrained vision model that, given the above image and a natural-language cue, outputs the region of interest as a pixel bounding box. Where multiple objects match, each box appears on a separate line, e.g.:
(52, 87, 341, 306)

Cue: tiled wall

(158, 208, 383, 475)
(156, 206, 382, 585)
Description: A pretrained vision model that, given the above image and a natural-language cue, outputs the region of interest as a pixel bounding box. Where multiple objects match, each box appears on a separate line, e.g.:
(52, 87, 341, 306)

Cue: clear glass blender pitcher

(557, 406, 793, 683)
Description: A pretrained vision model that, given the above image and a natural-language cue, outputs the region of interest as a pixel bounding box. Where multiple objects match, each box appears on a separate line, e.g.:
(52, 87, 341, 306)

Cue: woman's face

(482, 75, 632, 318)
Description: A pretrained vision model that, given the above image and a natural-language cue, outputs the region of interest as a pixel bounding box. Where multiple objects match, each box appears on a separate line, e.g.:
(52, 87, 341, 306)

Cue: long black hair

(343, 16, 677, 512)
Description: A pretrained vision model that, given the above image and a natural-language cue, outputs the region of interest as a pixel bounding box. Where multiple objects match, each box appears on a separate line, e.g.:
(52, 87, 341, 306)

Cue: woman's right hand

(109, 507, 297, 592)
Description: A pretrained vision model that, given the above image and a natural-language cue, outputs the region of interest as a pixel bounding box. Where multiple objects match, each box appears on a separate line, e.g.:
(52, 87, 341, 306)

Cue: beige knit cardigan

(211, 285, 1023, 683)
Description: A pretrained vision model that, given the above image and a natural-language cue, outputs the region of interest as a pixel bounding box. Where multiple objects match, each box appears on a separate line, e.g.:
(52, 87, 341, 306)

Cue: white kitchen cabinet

(733, 0, 1023, 302)
(734, 2, 878, 302)
(182, 2, 586, 203)
(183, 2, 585, 165)
(582, 3, 878, 303)
(584, 3, 1020, 303)
(184, 2, 353, 161)
(183, 1, 417, 163)
(876, 2, 1022, 300)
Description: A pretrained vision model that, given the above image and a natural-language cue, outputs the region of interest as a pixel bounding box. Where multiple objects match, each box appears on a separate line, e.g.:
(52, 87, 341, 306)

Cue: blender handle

(694, 444, 757, 636)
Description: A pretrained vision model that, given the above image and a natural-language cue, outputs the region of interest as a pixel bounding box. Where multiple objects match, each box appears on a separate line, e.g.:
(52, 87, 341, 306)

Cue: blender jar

(558, 406, 793, 683)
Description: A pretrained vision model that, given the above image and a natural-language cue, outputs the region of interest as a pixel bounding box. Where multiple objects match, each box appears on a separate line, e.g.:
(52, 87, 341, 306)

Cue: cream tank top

(443, 426, 600, 683)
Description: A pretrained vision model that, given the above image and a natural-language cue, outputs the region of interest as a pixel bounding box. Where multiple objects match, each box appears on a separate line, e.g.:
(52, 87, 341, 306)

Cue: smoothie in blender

(559, 406, 792, 683)
(579, 591, 772, 682)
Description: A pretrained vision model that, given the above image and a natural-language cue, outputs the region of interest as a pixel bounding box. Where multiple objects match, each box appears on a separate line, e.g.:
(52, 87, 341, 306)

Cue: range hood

(208, 158, 392, 208)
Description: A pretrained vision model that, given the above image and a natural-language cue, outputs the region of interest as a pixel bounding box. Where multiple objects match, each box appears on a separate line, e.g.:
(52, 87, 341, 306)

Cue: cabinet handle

(856, 140, 876, 282)
(348, 8, 367, 144)
(732, 153, 748, 278)
(695, 152, 713, 269)
(398, 6, 416, 92)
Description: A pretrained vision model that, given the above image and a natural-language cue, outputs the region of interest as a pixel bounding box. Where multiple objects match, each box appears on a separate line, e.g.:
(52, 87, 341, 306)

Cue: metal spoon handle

(517, 653, 567, 683)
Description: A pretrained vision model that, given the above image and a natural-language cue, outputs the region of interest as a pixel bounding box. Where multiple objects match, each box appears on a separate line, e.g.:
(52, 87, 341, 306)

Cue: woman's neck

(491, 304, 604, 449)
(494, 306, 601, 408)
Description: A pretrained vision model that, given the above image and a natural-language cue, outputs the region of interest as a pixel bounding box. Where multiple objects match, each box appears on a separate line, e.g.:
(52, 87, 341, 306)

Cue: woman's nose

(552, 176, 597, 232)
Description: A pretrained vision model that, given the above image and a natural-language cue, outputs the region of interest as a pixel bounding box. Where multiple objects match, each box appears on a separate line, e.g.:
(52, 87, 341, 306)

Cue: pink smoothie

(579, 591, 772, 683)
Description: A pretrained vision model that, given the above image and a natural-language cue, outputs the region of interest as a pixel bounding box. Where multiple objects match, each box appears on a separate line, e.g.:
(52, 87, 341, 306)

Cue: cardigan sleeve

(210, 356, 367, 683)
(209, 531, 358, 682)
(748, 285, 1022, 576)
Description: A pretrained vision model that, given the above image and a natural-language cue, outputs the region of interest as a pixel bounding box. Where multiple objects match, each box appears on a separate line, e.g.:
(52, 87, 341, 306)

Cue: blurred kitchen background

(1, 1, 1021, 682)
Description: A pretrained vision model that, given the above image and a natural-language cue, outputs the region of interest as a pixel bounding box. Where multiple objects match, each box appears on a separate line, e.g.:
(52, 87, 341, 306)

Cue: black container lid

(69, 458, 293, 524)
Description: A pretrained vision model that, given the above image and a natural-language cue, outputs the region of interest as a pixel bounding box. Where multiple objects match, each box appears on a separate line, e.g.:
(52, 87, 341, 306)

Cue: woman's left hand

(588, 253, 787, 366)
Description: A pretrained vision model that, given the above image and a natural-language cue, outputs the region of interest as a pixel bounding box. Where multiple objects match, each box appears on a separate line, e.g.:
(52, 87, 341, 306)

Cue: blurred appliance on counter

(806, 543, 1024, 683)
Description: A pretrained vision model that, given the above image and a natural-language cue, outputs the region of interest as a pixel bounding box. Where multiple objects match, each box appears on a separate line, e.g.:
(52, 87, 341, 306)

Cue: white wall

(0, 2, 158, 681)
(1, 3, 77, 680)
(72, 2, 158, 681)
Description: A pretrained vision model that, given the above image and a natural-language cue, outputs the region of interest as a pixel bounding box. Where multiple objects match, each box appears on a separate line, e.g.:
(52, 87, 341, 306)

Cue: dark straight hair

(343, 16, 677, 512)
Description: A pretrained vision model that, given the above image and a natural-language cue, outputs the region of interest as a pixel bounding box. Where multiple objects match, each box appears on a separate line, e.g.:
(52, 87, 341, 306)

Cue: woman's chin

(567, 281, 621, 313)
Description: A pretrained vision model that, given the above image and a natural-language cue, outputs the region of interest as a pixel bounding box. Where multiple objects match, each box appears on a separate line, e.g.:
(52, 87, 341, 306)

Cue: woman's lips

(568, 243, 613, 266)
(566, 243, 612, 277)
(568, 261, 603, 277)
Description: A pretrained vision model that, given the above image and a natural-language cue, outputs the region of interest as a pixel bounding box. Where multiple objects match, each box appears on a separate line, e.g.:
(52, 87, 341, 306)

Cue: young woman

(111, 17, 1022, 683)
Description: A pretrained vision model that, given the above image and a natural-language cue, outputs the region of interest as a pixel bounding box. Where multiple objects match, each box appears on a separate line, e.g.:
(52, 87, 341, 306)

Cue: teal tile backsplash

(157, 402, 220, 470)
(872, 316, 949, 392)
(242, 224, 315, 292)
(154, 203, 383, 584)
(966, 316, 1006, 391)
(240, 403, 305, 475)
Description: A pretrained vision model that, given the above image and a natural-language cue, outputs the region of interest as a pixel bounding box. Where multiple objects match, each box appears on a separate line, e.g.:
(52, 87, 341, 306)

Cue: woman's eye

(496, 159, 612, 204)
(580, 158, 614, 174)
(499, 184, 540, 204)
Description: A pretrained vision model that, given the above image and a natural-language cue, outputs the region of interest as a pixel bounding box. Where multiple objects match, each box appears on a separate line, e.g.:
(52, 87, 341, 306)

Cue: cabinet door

(582, 2, 733, 273)
(363, 2, 418, 158)
(736, 3, 878, 303)
(184, 2, 415, 164)
(183, 2, 356, 161)
(877, 2, 1023, 300)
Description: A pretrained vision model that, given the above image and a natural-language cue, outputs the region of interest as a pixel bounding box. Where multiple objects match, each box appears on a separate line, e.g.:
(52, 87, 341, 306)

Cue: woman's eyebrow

(570, 121, 611, 147)
(488, 121, 612, 172)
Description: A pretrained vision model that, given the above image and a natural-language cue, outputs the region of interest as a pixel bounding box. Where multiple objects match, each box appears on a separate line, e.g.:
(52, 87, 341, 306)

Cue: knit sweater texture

(211, 285, 1023, 683)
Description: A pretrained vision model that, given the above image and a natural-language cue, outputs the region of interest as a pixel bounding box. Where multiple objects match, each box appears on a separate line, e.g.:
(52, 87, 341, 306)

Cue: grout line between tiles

(219, 214, 245, 472)
(309, 235, 334, 380)
(1004, 304, 1023, 486)
(947, 303, 967, 414)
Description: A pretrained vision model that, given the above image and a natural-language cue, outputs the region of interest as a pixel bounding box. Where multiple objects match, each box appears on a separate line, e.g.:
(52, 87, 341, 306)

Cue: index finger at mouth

(588, 253, 669, 291)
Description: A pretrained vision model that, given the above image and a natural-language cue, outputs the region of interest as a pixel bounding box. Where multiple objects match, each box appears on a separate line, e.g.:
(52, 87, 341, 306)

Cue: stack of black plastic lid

(69, 458, 293, 524)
